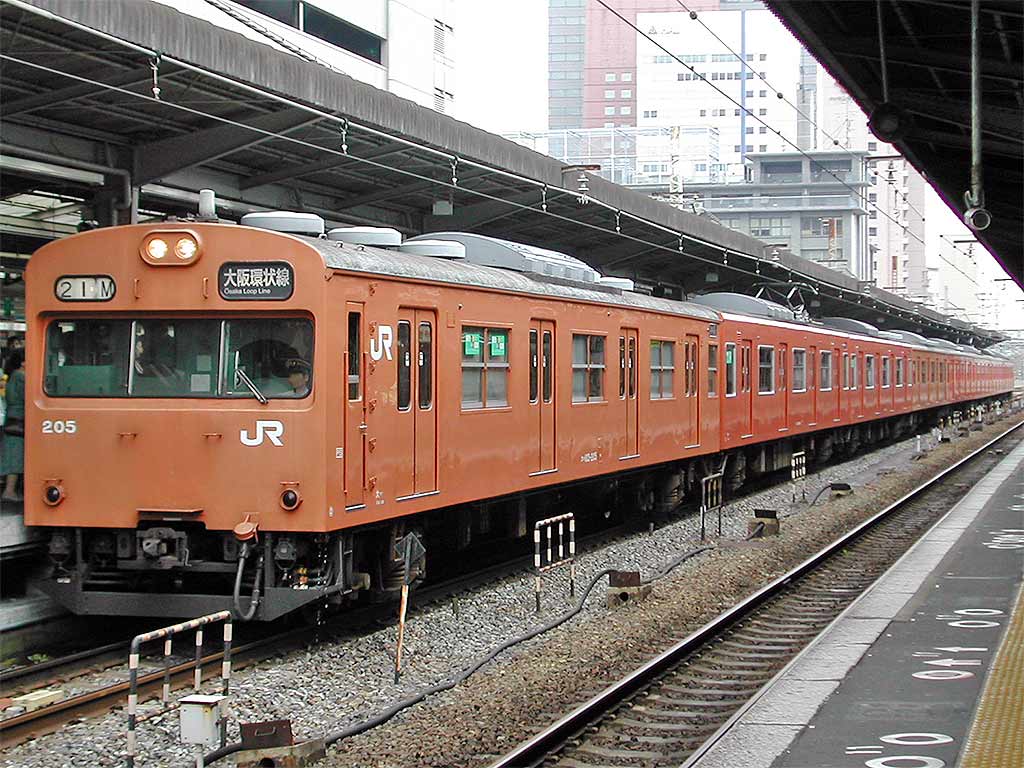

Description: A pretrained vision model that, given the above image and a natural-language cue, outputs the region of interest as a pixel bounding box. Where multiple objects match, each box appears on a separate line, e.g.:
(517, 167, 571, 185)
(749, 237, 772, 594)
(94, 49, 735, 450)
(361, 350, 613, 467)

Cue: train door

(740, 340, 753, 437)
(395, 308, 437, 498)
(684, 334, 700, 447)
(344, 303, 366, 509)
(778, 342, 789, 430)
(620, 328, 639, 458)
(530, 320, 556, 473)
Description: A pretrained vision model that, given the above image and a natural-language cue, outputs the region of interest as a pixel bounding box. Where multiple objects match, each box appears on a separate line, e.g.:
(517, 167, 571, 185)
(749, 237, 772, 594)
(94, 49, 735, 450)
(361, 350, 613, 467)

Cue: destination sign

(54, 275, 116, 302)
(218, 261, 294, 301)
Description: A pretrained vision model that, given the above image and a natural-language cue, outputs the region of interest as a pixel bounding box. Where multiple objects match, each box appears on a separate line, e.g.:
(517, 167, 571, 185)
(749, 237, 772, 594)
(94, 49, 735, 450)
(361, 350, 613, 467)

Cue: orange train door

(530, 320, 556, 473)
(684, 335, 699, 447)
(740, 340, 753, 437)
(395, 308, 437, 498)
(344, 303, 366, 509)
(621, 328, 639, 458)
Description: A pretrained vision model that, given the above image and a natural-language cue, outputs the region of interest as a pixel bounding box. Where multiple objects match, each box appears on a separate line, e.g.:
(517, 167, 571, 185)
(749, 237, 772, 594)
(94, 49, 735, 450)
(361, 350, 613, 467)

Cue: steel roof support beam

(133, 108, 322, 185)
(2, 64, 178, 117)
(239, 141, 410, 190)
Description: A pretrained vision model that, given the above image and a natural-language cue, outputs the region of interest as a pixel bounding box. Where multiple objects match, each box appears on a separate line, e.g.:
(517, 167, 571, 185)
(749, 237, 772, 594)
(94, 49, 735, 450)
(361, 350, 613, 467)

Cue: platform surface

(691, 438, 1024, 768)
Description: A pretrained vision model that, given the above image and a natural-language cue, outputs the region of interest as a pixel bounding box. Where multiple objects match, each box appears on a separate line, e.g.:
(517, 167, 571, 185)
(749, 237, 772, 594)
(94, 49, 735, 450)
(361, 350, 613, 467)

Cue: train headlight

(44, 484, 65, 506)
(280, 489, 301, 511)
(174, 235, 198, 260)
(146, 238, 168, 259)
(140, 230, 202, 265)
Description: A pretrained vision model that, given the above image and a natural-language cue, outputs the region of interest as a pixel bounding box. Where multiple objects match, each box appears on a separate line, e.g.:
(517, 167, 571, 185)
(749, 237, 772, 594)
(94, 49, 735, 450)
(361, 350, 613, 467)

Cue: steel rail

(488, 417, 1024, 768)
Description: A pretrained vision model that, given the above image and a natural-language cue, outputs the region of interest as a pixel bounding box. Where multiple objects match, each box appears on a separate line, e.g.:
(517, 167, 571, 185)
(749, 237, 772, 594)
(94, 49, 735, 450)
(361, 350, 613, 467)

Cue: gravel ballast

(2, 417, 1018, 768)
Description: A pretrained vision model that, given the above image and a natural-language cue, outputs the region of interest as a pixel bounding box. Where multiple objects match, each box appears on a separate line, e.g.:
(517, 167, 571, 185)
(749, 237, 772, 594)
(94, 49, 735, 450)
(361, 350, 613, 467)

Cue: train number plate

(54, 275, 116, 301)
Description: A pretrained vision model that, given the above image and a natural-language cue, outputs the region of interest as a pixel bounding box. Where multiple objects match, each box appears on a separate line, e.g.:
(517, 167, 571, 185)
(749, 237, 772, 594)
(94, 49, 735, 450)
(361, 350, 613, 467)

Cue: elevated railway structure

(0, 0, 1012, 349)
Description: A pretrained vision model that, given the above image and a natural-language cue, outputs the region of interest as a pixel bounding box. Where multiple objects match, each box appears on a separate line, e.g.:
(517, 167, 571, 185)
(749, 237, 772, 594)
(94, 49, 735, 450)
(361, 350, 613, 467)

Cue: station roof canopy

(767, 0, 1023, 292)
(0, 0, 1011, 346)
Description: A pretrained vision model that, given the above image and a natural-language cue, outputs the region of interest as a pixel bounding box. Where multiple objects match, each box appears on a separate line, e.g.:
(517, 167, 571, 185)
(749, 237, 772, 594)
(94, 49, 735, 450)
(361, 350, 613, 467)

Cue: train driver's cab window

(649, 340, 675, 399)
(224, 318, 314, 399)
(708, 344, 719, 397)
(572, 334, 605, 403)
(45, 319, 132, 396)
(724, 343, 736, 396)
(461, 327, 509, 409)
(819, 351, 832, 391)
(792, 348, 806, 392)
(757, 345, 774, 394)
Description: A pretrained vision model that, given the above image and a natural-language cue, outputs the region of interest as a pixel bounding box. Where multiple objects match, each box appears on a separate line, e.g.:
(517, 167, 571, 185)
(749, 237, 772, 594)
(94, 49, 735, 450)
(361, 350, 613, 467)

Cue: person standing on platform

(2, 348, 25, 503)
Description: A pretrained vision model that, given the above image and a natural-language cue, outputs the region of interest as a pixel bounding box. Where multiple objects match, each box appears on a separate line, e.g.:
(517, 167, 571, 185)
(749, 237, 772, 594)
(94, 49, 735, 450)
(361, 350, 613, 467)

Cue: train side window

(819, 351, 832, 391)
(572, 333, 605, 403)
(619, 337, 626, 398)
(347, 312, 361, 400)
(542, 331, 553, 403)
(792, 348, 806, 392)
(865, 355, 875, 388)
(418, 322, 432, 409)
(842, 353, 849, 389)
(896, 358, 904, 387)
(708, 344, 719, 397)
(850, 354, 858, 390)
(461, 326, 509, 409)
(741, 346, 750, 392)
(724, 343, 736, 396)
(529, 330, 539, 403)
(627, 337, 636, 399)
(650, 340, 674, 399)
(881, 356, 891, 388)
(397, 321, 411, 411)
(757, 345, 774, 394)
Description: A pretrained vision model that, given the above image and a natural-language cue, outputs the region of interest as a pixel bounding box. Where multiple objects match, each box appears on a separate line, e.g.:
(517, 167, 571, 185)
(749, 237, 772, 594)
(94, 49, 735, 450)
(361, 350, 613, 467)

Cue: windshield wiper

(234, 368, 268, 405)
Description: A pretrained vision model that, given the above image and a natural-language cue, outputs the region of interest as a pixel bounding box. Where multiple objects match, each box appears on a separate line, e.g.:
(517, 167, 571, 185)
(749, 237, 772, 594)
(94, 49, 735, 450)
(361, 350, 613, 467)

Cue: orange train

(24, 213, 1014, 619)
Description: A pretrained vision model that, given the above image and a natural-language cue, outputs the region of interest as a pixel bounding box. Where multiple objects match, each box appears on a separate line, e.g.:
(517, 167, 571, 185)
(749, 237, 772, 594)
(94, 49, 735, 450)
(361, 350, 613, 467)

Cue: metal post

(194, 629, 203, 691)
(127, 643, 139, 768)
(220, 620, 232, 748)
(162, 638, 172, 705)
(568, 517, 576, 598)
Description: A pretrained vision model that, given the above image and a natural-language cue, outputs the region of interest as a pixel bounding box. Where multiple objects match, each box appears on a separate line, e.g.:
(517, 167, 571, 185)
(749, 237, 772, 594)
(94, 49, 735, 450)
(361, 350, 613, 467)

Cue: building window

(303, 4, 384, 63)
(868, 227, 877, 237)
(620, 89, 632, 98)
(869, 210, 877, 219)
(868, 141, 878, 151)
(759, 90, 767, 97)
(882, 356, 891, 387)
(745, 127, 754, 134)
(572, 334, 605, 402)
(708, 344, 719, 397)
(620, 106, 631, 115)
(746, 145, 753, 152)
(734, 145, 741, 152)
(604, 89, 615, 98)
(643, 109, 658, 118)
(461, 327, 509, 409)
(734, 108, 741, 116)
(868, 192, 877, 201)
(700, 109, 707, 116)
(793, 348, 806, 392)
(758, 126, 767, 134)
(621, 72, 633, 81)
(758, 345, 775, 394)
(759, 53, 767, 61)
(759, 109, 767, 116)
(750, 217, 791, 238)
(725, 342, 737, 396)
(604, 106, 615, 115)
(745, 90, 753, 97)
(820, 350, 832, 391)
(865, 354, 876, 388)
(650, 340, 675, 399)
(896, 358, 904, 386)
(758, 145, 767, 152)
(801, 217, 844, 236)
(605, 73, 617, 82)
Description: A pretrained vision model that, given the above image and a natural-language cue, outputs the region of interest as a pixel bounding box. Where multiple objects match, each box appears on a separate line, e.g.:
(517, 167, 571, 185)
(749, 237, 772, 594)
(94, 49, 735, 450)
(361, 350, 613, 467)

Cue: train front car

(25, 221, 333, 621)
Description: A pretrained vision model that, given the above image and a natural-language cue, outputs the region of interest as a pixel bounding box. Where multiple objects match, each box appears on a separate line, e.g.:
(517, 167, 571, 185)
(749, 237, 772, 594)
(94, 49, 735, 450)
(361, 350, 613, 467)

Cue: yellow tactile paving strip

(960, 581, 1024, 768)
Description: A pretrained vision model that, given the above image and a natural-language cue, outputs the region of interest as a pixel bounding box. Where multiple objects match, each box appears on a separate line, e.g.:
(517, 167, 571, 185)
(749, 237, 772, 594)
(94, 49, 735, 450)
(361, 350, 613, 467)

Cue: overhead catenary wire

(671, 0, 937, 231)
(594, 0, 980, 272)
(0, 50, 961, 331)
(1, 0, 991, 333)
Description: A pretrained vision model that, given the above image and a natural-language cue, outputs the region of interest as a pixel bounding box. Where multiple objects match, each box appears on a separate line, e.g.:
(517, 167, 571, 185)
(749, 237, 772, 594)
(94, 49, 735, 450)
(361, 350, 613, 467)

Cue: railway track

(490, 418, 1024, 768)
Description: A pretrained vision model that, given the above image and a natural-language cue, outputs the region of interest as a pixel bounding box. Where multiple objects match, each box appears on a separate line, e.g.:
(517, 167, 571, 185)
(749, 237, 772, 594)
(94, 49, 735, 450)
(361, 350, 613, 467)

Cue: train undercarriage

(34, 396, 1010, 621)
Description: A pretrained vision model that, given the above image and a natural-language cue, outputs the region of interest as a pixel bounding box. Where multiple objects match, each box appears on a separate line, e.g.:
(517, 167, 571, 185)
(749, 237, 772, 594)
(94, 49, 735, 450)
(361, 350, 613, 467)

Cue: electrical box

(179, 694, 226, 747)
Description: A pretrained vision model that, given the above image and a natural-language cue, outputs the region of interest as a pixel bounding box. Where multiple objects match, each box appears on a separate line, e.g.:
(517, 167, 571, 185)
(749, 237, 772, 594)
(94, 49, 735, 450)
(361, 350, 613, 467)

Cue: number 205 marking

(42, 420, 77, 434)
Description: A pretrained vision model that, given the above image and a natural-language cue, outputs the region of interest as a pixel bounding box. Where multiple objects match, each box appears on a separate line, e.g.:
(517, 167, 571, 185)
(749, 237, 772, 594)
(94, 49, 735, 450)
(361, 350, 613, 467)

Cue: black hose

(232, 545, 264, 621)
(200, 539, 719, 765)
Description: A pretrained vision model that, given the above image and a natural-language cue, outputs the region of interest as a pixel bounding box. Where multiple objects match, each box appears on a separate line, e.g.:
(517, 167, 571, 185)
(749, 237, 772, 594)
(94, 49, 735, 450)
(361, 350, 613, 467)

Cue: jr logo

(369, 324, 394, 361)
(240, 420, 284, 447)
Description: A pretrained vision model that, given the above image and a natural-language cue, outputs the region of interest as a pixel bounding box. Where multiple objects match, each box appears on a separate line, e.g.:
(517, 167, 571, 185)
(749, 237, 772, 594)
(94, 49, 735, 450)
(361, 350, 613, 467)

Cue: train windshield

(44, 318, 313, 399)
